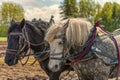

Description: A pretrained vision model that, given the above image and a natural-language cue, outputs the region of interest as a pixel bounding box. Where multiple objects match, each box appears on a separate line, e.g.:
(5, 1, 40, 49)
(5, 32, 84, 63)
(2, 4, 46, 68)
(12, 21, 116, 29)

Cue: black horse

(5, 19, 71, 80)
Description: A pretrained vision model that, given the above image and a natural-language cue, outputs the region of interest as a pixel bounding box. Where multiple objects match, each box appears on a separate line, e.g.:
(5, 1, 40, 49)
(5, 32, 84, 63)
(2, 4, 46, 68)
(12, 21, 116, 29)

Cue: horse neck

(25, 22, 48, 52)
(69, 45, 85, 55)
(31, 44, 46, 52)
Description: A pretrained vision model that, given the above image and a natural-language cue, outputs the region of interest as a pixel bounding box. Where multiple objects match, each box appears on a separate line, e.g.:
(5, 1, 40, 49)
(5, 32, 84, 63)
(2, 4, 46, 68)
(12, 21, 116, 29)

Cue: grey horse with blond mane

(45, 18, 120, 80)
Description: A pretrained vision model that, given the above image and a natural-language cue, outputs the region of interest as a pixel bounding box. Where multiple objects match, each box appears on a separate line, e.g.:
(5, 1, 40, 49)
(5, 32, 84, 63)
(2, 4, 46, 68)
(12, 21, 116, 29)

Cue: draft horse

(45, 18, 120, 80)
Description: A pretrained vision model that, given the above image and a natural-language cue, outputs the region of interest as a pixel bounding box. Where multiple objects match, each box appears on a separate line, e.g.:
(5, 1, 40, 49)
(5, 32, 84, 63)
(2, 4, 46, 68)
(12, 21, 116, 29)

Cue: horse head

(45, 19, 71, 72)
(45, 18, 92, 72)
(5, 19, 29, 66)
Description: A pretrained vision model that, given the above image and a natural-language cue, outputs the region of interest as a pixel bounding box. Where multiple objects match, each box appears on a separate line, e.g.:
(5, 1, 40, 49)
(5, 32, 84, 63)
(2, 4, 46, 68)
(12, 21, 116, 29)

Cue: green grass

(0, 37, 7, 42)
(0, 26, 8, 37)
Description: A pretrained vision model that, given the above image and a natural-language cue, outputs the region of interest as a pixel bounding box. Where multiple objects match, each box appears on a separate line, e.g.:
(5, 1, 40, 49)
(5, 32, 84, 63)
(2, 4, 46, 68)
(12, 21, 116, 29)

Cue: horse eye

(58, 41, 63, 45)
(16, 36, 19, 39)
(15, 36, 19, 41)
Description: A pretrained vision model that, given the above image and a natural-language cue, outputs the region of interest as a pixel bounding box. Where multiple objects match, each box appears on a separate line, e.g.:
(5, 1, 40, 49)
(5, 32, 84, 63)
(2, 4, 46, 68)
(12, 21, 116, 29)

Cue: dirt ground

(0, 42, 78, 80)
(0, 41, 49, 80)
(0, 58, 49, 80)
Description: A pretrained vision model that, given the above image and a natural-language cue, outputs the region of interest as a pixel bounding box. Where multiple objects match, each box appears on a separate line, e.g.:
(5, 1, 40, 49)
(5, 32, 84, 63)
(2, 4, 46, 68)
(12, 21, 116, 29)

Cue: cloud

(0, 0, 44, 8)
(42, 0, 63, 2)
(39, 0, 63, 6)
(96, 0, 120, 6)
(24, 4, 61, 22)
(0, 0, 120, 23)
(0, 0, 61, 22)
(116, 0, 120, 4)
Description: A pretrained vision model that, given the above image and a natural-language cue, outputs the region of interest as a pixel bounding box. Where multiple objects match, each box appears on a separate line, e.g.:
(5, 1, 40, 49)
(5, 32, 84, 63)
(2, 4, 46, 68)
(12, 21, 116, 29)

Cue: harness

(70, 22, 120, 80)
(49, 21, 120, 80)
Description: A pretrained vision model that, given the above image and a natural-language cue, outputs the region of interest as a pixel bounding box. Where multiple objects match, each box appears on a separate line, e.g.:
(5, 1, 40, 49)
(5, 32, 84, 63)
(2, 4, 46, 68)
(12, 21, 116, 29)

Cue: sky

(0, 0, 120, 22)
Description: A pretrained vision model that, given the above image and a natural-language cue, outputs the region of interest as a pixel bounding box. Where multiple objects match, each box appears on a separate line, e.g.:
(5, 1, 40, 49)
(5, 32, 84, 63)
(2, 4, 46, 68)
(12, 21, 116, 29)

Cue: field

(0, 57, 49, 80)
(0, 37, 7, 42)
(0, 41, 48, 80)
(0, 41, 78, 80)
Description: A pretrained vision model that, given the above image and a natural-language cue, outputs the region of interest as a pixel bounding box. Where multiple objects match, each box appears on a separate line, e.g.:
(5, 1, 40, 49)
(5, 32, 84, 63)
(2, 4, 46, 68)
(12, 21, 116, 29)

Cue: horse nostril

(55, 64, 58, 69)
(8, 59, 12, 63)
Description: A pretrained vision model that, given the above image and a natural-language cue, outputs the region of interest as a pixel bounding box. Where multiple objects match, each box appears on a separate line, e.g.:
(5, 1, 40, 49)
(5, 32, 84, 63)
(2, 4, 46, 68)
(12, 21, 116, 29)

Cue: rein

(20, 25, 47, 65)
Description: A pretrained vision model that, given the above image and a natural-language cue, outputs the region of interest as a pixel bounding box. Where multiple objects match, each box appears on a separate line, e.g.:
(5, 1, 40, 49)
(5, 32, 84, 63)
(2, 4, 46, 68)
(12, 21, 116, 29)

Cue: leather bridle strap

(6, 49, 18, 56)
(9, 33, 23, 35)
(23, 26, 30, 48)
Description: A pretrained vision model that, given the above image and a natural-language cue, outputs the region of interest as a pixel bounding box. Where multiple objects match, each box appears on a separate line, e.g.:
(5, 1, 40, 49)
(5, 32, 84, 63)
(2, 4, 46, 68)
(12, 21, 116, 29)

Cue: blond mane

(45, 18, 93, 47)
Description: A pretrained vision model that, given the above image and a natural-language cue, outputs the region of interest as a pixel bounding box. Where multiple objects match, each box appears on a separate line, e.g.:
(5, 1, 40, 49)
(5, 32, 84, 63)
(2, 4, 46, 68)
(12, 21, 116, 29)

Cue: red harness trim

(71, 24, 97, 65)
(71, 22, 120, 80)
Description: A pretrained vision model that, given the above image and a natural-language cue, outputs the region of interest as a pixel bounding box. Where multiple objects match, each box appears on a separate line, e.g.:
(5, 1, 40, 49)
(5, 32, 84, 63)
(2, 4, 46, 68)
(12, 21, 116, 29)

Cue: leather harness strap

(70, 22, 120, 80)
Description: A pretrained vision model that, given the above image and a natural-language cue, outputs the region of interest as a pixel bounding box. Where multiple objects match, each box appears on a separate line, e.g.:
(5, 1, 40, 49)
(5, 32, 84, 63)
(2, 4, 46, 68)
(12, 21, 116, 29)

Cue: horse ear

(11, 19, 16, 25)
(19, 18, 25, 29)
(63, 19, 70, 30)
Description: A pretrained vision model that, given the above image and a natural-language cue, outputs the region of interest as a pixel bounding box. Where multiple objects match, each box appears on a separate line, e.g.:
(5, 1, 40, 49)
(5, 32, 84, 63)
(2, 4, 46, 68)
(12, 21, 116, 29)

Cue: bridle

(49, 20, 71, 63)
(49, 35, 71, 66)
(6, 23, 46, 65)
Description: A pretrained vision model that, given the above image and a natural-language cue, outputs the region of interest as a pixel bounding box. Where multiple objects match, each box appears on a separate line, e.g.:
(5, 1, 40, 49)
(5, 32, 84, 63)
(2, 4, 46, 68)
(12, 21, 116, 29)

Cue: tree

(94, 3, 102, 22)
(1, 2, 24, 25)
(79, 0, 96, 23)
(60, 0, 78, 20)
(112, 2, 120, 29)
(101, 2, 113, 24)
(100, 2, 113, 31)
